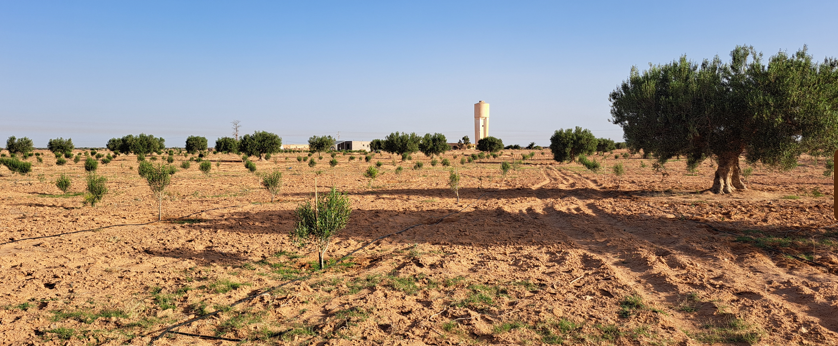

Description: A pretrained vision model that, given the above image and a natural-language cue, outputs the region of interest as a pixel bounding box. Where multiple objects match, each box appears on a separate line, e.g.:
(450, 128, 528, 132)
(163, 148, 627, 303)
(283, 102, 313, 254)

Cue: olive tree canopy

(609, 46, 838, 194)
(418, 133, 449, 157)
(382, 132, 420, 155)
(308, 135, 336, 153)
(240, 131, 282, 159)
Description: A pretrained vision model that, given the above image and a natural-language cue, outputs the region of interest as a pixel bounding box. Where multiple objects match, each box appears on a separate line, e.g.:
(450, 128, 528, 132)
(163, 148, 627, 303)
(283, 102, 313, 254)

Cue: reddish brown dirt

(0, 150, 836, 345)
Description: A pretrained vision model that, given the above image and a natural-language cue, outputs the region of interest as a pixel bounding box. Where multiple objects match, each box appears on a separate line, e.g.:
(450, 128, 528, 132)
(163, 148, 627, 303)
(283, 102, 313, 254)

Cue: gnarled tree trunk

(711, 152, 747, 194)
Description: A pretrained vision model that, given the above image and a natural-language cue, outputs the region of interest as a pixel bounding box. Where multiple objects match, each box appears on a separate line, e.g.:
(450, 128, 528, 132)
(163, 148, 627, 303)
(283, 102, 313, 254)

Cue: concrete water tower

(474, 100, 489, 142)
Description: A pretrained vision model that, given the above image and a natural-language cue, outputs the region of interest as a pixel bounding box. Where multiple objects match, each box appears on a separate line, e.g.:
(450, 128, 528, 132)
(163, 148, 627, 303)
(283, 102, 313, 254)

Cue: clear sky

(2, 1, 836, 148)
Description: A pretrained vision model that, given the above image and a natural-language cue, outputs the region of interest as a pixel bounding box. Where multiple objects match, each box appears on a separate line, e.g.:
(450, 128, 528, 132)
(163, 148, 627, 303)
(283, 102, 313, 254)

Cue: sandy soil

(0, 149, 836, 345)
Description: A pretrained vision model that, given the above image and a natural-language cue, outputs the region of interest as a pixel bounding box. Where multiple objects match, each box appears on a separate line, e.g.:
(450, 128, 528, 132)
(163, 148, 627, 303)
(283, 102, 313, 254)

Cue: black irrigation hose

(0, 204, 249, 246)
(148, 190, 493, 345)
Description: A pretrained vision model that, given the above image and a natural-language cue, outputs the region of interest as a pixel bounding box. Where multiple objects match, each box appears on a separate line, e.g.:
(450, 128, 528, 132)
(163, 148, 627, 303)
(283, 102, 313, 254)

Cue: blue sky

(2, 1, 836, 148)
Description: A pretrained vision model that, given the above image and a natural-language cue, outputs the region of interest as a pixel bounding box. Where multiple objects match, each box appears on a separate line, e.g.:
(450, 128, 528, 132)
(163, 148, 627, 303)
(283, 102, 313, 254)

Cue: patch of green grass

(150, 285, 191, 310)
(10, 302, 33, 310)
(37, 192, 84, 198)
(215, 310, 264, 336)
(618, 295, 646, 318)
(688, 317, 764, 345)
(46, 327, 75, 340)
(512, 280, 540, 292)
(274, 250, 303, 259)
(443, 276, 467, 287)
(348, 274, 382, 294)
(597, 324, 625, 340)
(493, 320, 526, 334)
(190, 301, 209, 316)
(454, 284, 508, 310)
(676, 292, 701, 313)
(442, 320, 458, 332)
(781, 195, 800, 200)
(51, 308, 127, 324)
(311, 277, 344, 293)
(309, 258, 355, 271)
(387, 274, 420, 295)
(271, 263, 304, 280)
(281, 326, 317, 341)
(208, 279, 250, 294)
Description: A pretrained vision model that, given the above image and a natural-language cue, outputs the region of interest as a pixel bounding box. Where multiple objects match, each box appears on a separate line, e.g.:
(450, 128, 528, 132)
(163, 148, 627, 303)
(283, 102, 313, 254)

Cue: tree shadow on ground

(143, 247, 250, 266)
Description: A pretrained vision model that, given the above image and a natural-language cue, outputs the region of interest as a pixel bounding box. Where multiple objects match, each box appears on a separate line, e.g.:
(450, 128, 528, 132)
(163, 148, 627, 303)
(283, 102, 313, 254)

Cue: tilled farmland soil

(1, 150, 836, 345)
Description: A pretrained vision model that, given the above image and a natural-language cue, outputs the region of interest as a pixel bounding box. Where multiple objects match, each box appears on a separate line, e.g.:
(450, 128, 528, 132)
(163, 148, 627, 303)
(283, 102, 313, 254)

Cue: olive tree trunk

(711, 153, 747, 194)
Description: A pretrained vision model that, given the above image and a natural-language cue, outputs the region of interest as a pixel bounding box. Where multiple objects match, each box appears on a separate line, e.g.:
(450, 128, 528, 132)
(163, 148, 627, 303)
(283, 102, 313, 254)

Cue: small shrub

(84, 157, 98, 172)
(478, 152, 486, 159)
(414, 162, 423, 170)
(199, 161, 212, 175)
(375, 161, 382, 167)
(431, 159, 438, 166)
(136, 153, 145, 162)
(308, 159, 316, 168)
(83, 174, 108, 207)
(296, 156, 303, 162)
(613, 162, 625, 176)
(441, 158, 450, 166)
(329, 158, 338, 167)
(56, 174, 71, 194)
(180, 161, 190, 169)
(449, 169, 461, 203)
(265, 153, 272, 160)
(578, 155, 600, 172)
(365, 155, 372, 162)
(349, 155, 356, 161)
(167, 155, 174, 163)
(395, 166, 403, 174)
(142, 164, 176, 220)
(291, 187, 352, 270)
(100, 157, 111, 164)
(56, 157, 67, 166)
(467, 156, 474, 163)
(501, 161, 511, 177)
(622, 152, 630, 159)
(261, 170, 283, 202)
(742, 167, 753, 181)
(246, 160, 257, 172)
(74, 155, 81, 163)
(363, 166, 378, 188)
(824, 159, 834, 177)
(460, 157, 467, 165)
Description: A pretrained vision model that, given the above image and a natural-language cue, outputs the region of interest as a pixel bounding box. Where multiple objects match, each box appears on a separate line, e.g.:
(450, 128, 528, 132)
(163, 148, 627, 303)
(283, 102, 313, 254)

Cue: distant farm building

(282, 144, 309, 150)
(335, 141, 371, 151)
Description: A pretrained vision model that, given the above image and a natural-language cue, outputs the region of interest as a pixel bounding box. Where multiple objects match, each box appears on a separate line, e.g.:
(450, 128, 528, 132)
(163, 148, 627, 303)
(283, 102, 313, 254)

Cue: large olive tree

(610, 46, 838, 194)
(308, 135, 336, 153)
(240, 131, 282, 160)
(418, 133, 449, 157)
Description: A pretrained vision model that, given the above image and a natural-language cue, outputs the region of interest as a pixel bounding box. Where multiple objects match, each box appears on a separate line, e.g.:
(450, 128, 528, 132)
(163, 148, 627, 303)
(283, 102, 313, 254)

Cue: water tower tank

(474, 101, 490, 141)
